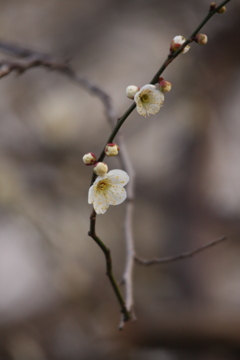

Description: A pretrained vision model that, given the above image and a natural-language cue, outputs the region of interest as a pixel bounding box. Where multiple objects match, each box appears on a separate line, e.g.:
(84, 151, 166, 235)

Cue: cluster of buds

(210, 2, 227, 13)
(170, 35, 190, 54)
(83, 143, 120, 176)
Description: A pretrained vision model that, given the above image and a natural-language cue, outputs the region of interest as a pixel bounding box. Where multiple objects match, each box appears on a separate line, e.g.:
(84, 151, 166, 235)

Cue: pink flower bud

(105, 143, 119, 157)
(195, 34, 208, 45)
(93, 162, 108, 176)
(159, 78, 172, 93)
(126, 85, 139, 99)
(82, 152, 97, 165)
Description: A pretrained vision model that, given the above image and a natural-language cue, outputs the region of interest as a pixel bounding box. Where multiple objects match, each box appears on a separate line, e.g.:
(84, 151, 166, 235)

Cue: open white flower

(134, 84, 164, 117)
(88, 169, 129, 214)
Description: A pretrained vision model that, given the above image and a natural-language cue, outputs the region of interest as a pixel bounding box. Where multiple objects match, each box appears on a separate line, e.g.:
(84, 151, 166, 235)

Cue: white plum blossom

(88, 169, 129, 214)
(134, 84, 164, 117)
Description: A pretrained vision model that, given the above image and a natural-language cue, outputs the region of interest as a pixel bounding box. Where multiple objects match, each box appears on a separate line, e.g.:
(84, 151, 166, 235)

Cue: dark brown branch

(88, 210, 130, 325)
(135, 236, 227, 266)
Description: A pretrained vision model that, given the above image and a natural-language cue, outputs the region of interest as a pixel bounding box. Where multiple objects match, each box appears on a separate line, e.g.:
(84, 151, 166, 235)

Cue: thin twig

(91, 0, 232, 185)
(88, 209, 130, 323)
(99, 96, 136, 323)
(134, 236, 227, 266)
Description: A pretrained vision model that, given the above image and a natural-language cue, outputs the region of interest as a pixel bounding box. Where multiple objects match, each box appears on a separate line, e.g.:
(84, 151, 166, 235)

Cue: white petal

(140, 84, 156, 91)
(134, 91, 141, 103)
(136, 104, 147, 116)
(145, 103, 160, 115)
(88, 185, 95, 204)
(182, 45, 190, 53)
(107, 170, 129, 186)
(173, 35, 185, 44)
(93, 192, 110, 214)
(149, 91, 164, 105)
(106, 186, 127, 205)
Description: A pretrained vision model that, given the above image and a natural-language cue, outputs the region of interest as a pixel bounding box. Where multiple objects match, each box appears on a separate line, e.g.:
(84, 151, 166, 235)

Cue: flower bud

(218, 6, 226, 14)
(126, 85, 139, 99)
(170, 35, 190, 54)
(195, 33, 208, 45)
(159, 78, 172, 93)
(105, 143, 119, 157)
(82, 152, 97, 165)
(93, 162, 108, 176)
(210, 2, 216, 10)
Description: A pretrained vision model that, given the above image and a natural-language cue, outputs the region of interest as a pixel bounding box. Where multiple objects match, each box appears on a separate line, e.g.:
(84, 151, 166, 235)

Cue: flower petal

(106, 186, 127, 205)
(88, 185, 95, 204)
(145, 103, 160, 115)
(93, 191, 110, 214)
(139, 84, 156, 91)
(107, 170, 129, 186)
(136, 105, 147, 116)
(149, 91, 164, 105)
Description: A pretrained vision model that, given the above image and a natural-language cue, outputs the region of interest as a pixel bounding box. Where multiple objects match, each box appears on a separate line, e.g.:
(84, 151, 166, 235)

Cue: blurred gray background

(0, 0, 239, 359)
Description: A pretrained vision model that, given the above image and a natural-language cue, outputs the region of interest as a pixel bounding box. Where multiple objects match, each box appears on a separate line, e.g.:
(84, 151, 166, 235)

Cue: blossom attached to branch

(93, 162, 108, 176)
(126, 85, 139, 99)
(105, 143, 120, 157)
(170, 35, 191, 54)
(88, 169, 129, 214)
(134, 84, 164, 117)
(82, 152, 97, 165)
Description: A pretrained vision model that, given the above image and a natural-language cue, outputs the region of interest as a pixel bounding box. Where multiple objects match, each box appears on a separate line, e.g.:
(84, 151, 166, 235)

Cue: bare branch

(134, 236, 228, 266)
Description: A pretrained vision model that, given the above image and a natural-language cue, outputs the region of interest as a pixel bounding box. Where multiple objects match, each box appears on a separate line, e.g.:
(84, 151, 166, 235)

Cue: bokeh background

(0, 0, 239, 359)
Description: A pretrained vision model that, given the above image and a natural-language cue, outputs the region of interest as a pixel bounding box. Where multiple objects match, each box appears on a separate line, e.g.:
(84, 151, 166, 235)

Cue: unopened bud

(83, 152, 97, 165)
(126, 85, 139, 99)
(195, 33, 208, 45)
(170, 35, 190, 54)
(105, 143, 119, 157)
(210, 2, 216, 10)
(218, 6, 226, 14)
(93, 162, 108, 176)
(159, 78, 172, 93)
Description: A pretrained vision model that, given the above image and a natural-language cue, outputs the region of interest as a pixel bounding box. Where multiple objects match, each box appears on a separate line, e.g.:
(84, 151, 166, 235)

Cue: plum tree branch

(134, 236, 228, 266)
(0, 0, 232, 328)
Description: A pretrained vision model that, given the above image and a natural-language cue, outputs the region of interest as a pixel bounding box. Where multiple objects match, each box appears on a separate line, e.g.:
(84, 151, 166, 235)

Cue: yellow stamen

(141, 94, 149, 102)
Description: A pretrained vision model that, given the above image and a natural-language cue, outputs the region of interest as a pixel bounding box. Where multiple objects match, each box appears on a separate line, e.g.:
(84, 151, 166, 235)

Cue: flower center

(97, 180, 109, 191)
(141, 94, 149, 103)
